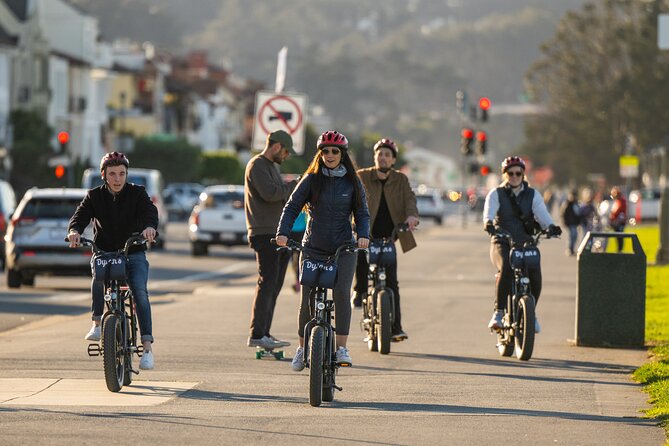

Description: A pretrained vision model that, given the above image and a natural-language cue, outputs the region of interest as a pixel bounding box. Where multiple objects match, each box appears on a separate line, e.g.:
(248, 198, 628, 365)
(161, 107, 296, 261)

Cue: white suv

(4, 188, 93, 288)
(82, 167, 167, 249)
(188, 185, 247, 256)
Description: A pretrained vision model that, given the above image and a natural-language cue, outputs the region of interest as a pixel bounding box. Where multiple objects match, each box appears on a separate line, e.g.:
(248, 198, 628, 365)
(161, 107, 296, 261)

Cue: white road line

(0, 262, 253, 303)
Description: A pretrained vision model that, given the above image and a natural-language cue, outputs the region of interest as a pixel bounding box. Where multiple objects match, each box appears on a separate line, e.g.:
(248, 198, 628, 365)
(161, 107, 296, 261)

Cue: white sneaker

(291, 346, 305, 372)
(139, 351, 154, 370)
(488, 310, 503, 330)
(335, 346, 352, 366)
(534, 317, 541, 334)
(84, 323, 101, 341)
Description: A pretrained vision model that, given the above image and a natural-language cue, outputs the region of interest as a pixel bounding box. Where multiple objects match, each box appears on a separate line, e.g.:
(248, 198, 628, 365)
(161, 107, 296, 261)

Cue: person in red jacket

(609, 186, 627, 252)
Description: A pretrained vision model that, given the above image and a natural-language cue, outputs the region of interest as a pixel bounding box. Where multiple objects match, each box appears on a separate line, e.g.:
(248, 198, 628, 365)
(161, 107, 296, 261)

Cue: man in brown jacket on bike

(353, 138, 419, 341)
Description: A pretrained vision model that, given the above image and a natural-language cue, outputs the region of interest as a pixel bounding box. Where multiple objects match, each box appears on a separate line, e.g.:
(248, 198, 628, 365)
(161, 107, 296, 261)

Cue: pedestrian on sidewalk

(608, 186, 627, 253)
(244, 130, 298, 350)
(560, 189, 581, 256)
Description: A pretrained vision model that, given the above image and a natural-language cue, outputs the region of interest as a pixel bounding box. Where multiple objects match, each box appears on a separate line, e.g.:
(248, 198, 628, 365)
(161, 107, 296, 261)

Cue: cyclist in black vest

(482, 156, 561, 333)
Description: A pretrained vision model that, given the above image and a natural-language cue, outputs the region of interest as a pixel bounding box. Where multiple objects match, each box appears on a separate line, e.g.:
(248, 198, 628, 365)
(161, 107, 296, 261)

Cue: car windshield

(205, 191, 244, 209)
(417, 195, 435, 205)
(20, 198, 82, 219)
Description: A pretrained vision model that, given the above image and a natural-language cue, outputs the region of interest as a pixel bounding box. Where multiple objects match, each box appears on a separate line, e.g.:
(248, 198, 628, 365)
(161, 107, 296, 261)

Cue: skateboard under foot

(255, 347, 284, 360)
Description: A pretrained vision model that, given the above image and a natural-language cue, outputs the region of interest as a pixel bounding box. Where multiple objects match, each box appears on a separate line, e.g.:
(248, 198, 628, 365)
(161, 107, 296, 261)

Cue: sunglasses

(321, 148, 341, 156)
(506, 171, 524, 177)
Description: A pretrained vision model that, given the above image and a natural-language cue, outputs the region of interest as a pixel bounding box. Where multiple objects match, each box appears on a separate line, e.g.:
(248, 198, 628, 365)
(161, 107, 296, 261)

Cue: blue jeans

(91, 251, 153, 343)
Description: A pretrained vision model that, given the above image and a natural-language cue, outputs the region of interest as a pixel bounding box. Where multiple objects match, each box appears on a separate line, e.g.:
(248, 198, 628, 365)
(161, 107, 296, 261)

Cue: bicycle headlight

(521, 277, 530, 284)
(316, 302, 325, 310)
(379, 272, 387, 281)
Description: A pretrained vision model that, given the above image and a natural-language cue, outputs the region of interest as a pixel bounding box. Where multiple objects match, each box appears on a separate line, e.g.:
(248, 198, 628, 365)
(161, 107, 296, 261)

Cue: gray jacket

(244, 154, 296, 237)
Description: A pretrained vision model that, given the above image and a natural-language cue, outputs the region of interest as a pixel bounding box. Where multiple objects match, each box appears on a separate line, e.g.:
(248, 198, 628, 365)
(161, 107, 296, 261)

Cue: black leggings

(490, 242, 542, 311)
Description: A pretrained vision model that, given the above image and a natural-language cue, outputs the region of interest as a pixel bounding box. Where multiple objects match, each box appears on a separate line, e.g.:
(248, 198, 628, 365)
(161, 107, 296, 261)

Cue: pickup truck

(188, 185, 247, 256)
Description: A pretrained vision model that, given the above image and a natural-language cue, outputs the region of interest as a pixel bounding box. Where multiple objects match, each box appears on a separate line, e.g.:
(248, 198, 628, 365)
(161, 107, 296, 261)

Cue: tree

(522, 0, 669, 184)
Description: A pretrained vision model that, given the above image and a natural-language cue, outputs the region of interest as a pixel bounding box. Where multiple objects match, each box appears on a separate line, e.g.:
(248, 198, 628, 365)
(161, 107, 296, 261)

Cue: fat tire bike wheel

(514, 295, 536, 361)
(308, 325, 325, 407)
(102, 314, 125, 392)
(377, 290, 392, 354)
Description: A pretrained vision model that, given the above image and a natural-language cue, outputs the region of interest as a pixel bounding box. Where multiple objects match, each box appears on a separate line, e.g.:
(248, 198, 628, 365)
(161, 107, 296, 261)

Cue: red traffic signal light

(479, 165, 491, 176)
(461, 128, 474, 155)
(55, 164, 66, 179)
(475, 131, 487, 155)
(479, 97, 491, 110)
(57, 131, 70, 145)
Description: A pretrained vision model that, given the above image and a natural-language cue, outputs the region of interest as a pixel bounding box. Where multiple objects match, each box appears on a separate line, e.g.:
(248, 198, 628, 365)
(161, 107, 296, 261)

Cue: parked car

(0, 179, 17, 270)
(628, 188, 662, 224)
(4, 188, 94, 288)
(188, 185, 247, 256)
(415, 185, 445, 225)
(164, 182, 204, 221)
(82, 167, 166, 249)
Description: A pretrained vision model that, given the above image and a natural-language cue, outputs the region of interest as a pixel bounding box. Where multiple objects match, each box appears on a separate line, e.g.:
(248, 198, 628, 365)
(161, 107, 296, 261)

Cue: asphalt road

(0, 218, 664, 445)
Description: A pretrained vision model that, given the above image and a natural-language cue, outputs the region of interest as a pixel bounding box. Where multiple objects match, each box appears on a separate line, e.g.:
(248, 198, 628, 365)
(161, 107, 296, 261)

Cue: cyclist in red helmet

(67, 151, 159, 370)
(482, 156, 561, 333)
(275, 130, 370, 370)
(353, 137, 419, 341)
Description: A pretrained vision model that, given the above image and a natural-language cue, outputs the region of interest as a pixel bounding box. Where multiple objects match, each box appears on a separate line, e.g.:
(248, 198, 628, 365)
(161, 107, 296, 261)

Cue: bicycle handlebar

(65, 233, 156, 255)
(270, 238, 367, 262)
(494, 228, 555, 247)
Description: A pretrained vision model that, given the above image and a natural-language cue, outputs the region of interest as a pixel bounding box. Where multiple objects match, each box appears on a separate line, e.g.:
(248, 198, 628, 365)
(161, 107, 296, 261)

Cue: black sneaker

(391, 330, 408, 342)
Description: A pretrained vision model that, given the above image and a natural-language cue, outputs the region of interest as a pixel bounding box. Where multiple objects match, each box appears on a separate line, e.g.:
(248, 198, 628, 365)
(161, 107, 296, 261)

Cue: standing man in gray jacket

(244, 130, 298, 349)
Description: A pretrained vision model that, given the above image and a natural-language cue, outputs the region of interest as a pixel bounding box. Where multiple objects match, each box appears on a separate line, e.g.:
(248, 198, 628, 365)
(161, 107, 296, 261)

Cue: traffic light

(475, 131, 487, 155)
(461, 128, 474, 155)
(57, 131, 70, 153)
(479, 164, 491, 176)
(54, 164, 66, 179)
(479, 97, 490, 122)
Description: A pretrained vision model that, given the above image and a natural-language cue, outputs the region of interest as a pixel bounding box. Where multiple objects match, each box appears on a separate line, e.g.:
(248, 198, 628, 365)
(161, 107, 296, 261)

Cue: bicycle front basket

(368, 239, 397, 265)
(91, 252, 127, 282)
(300, 257, 337, 289)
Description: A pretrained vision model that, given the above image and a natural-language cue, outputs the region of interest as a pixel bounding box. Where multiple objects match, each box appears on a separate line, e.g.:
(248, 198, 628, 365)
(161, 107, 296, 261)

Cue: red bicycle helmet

(373, 138, 398, 158)
(317, 131, 348, 150)
(100, 151, 129, 173)
(501, 156, 526, 173)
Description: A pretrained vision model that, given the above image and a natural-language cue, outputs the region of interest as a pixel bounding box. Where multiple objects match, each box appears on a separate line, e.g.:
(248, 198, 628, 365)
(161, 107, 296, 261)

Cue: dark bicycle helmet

(100, 151, 129, 173)
(373, 138, 398, 158)
(317, 131, 348, 150)
(501, 156, 526, 173)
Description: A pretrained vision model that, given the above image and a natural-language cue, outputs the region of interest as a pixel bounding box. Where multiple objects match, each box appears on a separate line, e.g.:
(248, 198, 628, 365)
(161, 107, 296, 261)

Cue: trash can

(575, 232, 646, 347)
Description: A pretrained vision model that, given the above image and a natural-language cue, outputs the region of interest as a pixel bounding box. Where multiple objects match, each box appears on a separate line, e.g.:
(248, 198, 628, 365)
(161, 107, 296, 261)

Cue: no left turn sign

(252, 91, 308, 154)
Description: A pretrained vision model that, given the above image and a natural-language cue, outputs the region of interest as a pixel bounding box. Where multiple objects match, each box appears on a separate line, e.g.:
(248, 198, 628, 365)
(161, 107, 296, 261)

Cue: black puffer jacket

(277, 172, 370, 254)
(68, 184, 159, 253)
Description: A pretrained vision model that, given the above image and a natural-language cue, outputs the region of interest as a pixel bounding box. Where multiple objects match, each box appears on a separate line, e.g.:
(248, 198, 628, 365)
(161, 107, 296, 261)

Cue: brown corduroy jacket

(357, 167, 418, 253)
